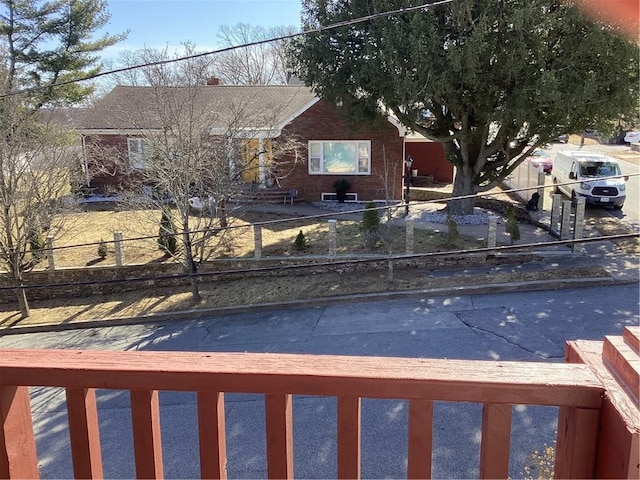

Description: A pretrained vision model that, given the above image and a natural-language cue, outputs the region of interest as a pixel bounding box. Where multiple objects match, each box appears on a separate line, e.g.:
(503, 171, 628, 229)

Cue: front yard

(40, 206, 488, 269)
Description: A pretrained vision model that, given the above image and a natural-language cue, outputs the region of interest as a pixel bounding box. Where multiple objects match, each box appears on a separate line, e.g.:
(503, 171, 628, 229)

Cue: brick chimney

(206, 77, 221, 86)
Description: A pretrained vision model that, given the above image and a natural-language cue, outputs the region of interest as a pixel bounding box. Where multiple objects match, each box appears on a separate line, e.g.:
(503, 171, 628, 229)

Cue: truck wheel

(614, 204, 623, 210)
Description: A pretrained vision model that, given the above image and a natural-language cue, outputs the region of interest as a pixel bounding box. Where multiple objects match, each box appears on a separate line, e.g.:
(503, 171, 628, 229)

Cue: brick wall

(83, 101, 405, 202)
(84, 135, 143, 194)
(405, 141, 453, 183)
(279, 101, 404, 202)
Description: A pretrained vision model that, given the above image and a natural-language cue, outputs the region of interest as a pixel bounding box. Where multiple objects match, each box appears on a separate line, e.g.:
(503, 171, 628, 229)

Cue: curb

(1, 275, 633, 336)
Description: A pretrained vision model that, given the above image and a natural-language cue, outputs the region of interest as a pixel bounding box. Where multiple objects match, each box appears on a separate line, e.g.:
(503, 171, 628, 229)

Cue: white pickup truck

(553, 151, 626, 210)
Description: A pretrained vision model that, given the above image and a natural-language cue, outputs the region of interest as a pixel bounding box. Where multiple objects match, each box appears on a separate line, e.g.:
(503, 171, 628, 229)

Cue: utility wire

(1, 232, 637, 292)
(25, 173, 640, 255)
(0, 0, 456, 99)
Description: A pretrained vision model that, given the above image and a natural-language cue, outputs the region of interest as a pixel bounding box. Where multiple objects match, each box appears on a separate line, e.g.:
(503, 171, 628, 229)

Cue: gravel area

(312, 201, 496, 225)
(415, 208, 496, 225)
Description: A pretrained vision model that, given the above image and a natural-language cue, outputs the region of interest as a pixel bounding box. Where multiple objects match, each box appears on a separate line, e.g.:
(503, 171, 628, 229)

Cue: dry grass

(39, 207, 487, 269)
(1, 191, 634, 328)
(0, 262, 609, 328)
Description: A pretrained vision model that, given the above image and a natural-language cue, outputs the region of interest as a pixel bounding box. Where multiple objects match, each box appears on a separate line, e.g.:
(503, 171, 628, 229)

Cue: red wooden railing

(0, 326, 637, 479)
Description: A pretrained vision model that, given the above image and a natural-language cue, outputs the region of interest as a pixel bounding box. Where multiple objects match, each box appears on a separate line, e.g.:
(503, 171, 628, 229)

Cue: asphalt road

(1, 284, 638, 478)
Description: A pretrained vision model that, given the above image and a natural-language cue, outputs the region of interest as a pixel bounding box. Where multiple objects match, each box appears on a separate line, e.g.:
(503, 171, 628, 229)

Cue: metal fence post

(46, 235, 56, 270)
(253, 225, 262, 260)
(572, 198, 586, 253)
(114, 231, 124, 266)
(328, 219, 337, 256)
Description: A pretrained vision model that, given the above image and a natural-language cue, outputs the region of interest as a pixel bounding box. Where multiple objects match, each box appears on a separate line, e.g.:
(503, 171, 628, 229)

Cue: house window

(127, 138, 152, 169)
(308, 141, 371, 175)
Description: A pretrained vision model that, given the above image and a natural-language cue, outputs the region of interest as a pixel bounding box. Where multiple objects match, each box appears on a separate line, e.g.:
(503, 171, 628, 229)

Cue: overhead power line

(19, 173, 640, 256)
(0, 0, 456, 99)
(1, 232, 637, 293)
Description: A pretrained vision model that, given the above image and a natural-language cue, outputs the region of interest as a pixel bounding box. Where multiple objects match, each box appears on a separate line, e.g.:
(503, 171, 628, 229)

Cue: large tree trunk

(9, 257, 30, 318)
(448, 167, 477, 216)
(217, 198, 228, 228)
(15, 286, 30, 319)
(182, 228, 202, 302)
(189, 274, 201, 303)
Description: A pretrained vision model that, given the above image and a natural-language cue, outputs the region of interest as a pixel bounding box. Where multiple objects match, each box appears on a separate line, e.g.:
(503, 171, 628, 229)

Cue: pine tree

(97, 239, 108, 259)
(0, 0, 125, 318)
(158, 209, 178, 255)
(506, 206, 521, 245)
(294, 230, 307, 251)
(362, 201, 380, 249)
(292, 0, 639, 215)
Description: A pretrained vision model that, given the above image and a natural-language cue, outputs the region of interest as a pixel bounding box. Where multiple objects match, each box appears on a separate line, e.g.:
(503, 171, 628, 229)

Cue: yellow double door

(242, 139, 273, 185)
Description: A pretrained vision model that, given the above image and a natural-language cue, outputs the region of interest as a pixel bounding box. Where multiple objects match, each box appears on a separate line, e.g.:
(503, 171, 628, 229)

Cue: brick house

(77, 84, 449, 202)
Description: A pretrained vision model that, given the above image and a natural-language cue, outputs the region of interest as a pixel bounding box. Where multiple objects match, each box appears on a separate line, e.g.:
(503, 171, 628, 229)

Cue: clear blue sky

(101, 0, 302, 58)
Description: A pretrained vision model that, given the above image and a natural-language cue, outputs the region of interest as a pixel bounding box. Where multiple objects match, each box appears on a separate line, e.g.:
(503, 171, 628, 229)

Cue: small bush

(332, 178, 351, 193)
(362, 201, 380, 249)
(158, 209, 178, 255)
(294, 230, 307, 251)
(28, 228, 45, 260)
(332, 179, 351, 203)
(446, 215, 459, 246)
(97, 239, 108, 259)
(505, 206, 521, 244)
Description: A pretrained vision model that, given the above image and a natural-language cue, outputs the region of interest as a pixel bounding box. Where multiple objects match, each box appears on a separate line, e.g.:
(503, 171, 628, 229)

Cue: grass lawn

(40, 206, 488, 269)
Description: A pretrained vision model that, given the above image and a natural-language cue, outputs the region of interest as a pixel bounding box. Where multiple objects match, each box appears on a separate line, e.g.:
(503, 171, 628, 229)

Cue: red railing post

(197, 391, 227, 479)
(131, 390, 164, 479)
(407, 399, 433, 479)
(562, 326, 640, 479)
(0, 385, 39, 478)
(66, 387, 103, 479)
(479, 403, 512, 479)
(265, 393, 293, 479)
(554, 405, 600, 478)
(338, 396, 361, 479)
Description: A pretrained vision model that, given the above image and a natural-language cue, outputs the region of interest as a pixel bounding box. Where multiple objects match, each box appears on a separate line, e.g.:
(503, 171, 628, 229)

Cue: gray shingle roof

(79, 84, 318, 133)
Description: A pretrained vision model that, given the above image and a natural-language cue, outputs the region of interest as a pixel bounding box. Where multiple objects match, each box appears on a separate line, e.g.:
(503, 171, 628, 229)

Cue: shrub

(158, 209, 178, 255)
(28, 228, 45, 260)
(97, 239, 108, 259)
(332, 179, 351, 202)
(362, 201, 380, 249)
(446, 215, 459, 246)
(294, 230, 308, 251)
(505, 206, 521, 244)
(332, 178, 351, 192)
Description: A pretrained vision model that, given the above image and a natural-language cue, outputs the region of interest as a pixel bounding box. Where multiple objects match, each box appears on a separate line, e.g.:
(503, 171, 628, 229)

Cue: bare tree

(102, 42, 217, 90)
(103, 24, 296, 92)
(93, 55, 305, 302)
(215, 24, 297, 85)
(0, 0, 123, 317)
(0, 101, 81, 317)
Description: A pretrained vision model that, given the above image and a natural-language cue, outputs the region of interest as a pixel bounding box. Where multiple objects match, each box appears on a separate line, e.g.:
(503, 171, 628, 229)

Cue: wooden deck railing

(0, 327, 638, 479)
